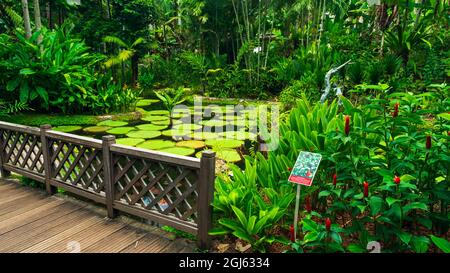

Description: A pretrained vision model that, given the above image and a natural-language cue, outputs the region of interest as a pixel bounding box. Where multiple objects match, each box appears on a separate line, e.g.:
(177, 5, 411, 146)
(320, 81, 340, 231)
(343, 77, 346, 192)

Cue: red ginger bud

(325, 218, 331, 231)
(394, 176, 401, 185)
(289, 225, 295, 242)
(426, 135, 432, 149)
(392, 102, 399, 118)
(364, 181, 369, 197)
(305, 196, 312, 212)
(344, 116, 351, 135)
(333, 173, 337, 186)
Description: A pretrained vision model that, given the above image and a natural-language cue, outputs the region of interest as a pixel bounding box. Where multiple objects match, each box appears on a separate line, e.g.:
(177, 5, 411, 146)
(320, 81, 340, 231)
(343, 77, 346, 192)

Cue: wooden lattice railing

(0, 121, 215, 248)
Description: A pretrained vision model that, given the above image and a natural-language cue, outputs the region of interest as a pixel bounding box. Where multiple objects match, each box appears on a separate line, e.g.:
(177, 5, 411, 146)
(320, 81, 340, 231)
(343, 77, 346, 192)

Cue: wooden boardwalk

(0, 178, 196, 253)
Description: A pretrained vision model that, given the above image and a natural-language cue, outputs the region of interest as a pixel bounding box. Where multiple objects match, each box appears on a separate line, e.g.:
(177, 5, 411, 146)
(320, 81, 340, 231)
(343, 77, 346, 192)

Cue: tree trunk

(21, 0, 32, 39)
(131, 55, 139, 87)
(34, 0, 42, 44)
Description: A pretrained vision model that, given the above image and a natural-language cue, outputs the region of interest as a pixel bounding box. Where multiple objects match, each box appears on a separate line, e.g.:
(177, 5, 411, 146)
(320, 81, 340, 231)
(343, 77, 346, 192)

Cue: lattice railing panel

(0, 129, 44, 176)
(112, 154, 199, 223)
(49, 139, 104, 194)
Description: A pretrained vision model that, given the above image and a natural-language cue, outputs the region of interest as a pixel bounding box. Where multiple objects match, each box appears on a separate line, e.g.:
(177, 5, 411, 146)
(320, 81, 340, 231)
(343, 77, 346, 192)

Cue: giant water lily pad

(152, 119, 182, 126)
(147, 110, 170, 116)
(142, 115, 170, 122)
(173, 124, 203, 131)
(136, 99, 159, 107)
(53, 126, 82, 133)
(205, 139, 244, 149)
(219, 131, 257, 140)
(189, 132, 220, 140)
(160, 147, 195, 156)
(97, 120, 128, 127)
(137, 140, 176, 150)
(136, 124, 168, 131)
(116, 138, 145, 147)
(106, 127, 136, 135)
(176, 140, 205, 149)
(200, 119, 229, 127)
(126, 130, 161, 139)
(83, 126, 111, 134)
(162, 129, 191, 137)
(215, 149, 242, 163)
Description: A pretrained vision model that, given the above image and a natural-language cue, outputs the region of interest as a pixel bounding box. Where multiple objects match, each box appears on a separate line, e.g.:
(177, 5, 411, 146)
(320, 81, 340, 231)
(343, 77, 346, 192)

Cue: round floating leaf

(200, 119, 229, 127)
(53, 126, 82, 133)
(116, 138, 145, 147)
(162, 129, 191, 137)
(137, 140, 176, 150)
(189, 132, 220, 140)
(141, 115, 170, 122)
(160, 147, 195, 156)
(136, 124, 168, 131)
(205, 139, 244, 149)
(219, 131, 257, 140)
(215, 149, 242, 163)
(176, 140, 205, 149)
(147, 110, 170, 116)
(173, 124, 202, 131)
(83, 126, 111, 134)
(106, 127, 136, 135)
(126, 130, 162, 139)
(136, 99, 159, 107)
(96, 120, 128, 127)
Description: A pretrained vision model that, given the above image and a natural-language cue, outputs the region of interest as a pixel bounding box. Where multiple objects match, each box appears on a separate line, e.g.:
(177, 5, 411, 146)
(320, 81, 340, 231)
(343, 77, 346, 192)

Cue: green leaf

(347, 244, 366, 253)
(208, 227, 229, 236)
(386, 197, 400, 207)
(437, 113, 450, 121)
(318, 190, 331, 198)
(6, 78, 21, 91)
(231, 205, 248, 227)
(403, 202, 428, 215)
(397, 230, 412, 245)
(400, 174, 416, 183)
(19, 68, 36, 75)
(369, 196, 384, 216)
(430, 235, 450, 253)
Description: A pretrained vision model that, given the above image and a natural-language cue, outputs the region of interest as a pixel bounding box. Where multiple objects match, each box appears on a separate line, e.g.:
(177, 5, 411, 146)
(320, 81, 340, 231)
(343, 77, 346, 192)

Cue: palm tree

(103, 36, 145, 86)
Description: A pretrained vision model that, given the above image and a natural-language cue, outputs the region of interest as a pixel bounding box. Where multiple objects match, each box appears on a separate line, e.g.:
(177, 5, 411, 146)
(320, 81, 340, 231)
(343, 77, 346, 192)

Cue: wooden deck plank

(44, 220, 127, 253)
(0, 179, 195, 253)
(82, 226, 148, 253)
(21, 214, 105, 253)
(0, 203, 87, 252)
(0, 199, 66, 235)
(119, 234, 164, 253)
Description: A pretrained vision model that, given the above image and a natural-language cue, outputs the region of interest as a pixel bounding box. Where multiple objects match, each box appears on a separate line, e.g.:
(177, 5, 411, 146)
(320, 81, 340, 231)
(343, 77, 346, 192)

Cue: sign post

(288, 151, 322, 241)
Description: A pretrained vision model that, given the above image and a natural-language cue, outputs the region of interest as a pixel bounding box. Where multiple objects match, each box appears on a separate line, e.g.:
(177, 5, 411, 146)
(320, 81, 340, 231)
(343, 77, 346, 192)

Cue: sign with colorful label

(288, 151, 322, 186)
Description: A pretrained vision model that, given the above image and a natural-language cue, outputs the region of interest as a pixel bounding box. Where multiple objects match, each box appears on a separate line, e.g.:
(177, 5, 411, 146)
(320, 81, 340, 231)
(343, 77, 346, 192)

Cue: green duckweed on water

(106, 127, 136, 135)
(126, 130, 162, 139)
(137, 140, 176, 150)
(53, 125, 83, 133)
(96, 120, 128, 127)
(116, 138, 145, 146)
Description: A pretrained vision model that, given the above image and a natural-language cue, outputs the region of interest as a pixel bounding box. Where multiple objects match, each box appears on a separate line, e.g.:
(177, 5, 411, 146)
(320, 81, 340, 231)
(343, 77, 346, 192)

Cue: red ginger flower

(305, 196, 312, 212)
(333, 173, 337, 186)
(426, 135, 432, 149)
(392, 102, 399, 118)
(325, 218, 331, 232)
(344, 115, 351, 135)
(364, 181, 369, 197)
(394, 176, 401, 185)
(289, 225, 295, 242)
(288, 167, 293, 172)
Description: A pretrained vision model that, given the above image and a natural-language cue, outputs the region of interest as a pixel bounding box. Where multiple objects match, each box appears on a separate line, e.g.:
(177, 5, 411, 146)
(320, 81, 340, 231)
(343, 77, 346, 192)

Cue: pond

(50, 98, 279, 164)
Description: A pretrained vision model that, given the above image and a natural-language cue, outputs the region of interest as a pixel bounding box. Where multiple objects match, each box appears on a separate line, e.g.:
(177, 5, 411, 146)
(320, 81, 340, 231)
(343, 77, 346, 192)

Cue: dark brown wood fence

(0, 121, 215, 249)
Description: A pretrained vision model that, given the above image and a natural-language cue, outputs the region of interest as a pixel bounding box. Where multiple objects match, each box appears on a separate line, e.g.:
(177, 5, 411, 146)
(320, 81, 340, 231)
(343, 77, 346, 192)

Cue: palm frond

(103, 36, 128, 48)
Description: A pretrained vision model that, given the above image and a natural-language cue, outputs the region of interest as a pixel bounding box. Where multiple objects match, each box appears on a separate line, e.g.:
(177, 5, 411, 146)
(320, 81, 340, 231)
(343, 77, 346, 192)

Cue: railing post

(41, 124, 57, 194)
(197, 150, 216, 250)
(102, 135, 116, 218)
(0, 128, 11, 178)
